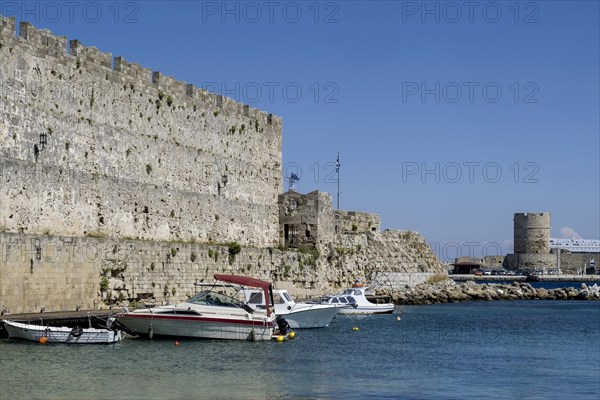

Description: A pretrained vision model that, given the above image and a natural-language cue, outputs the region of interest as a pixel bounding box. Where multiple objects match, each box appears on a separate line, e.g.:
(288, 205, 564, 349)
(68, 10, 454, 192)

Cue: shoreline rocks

(392, 280, 600, 305)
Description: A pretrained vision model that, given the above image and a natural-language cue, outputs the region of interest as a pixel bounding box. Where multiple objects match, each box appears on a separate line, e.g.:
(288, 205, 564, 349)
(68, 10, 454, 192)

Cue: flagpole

(336, 152, 340, 209)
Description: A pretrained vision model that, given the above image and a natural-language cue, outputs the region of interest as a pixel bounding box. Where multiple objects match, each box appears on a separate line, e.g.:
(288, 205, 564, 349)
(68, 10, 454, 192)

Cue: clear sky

(2, 0, 598, 260)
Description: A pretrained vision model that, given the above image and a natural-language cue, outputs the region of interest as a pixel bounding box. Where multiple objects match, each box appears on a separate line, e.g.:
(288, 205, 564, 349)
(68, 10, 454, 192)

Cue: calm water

(1, 301, 599, 400)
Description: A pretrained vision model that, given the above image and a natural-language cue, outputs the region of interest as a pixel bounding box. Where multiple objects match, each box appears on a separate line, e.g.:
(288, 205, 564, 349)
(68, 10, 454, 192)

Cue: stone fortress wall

(335, 210, 380, 234)
(0, 16, 282, 246)
(0, 16, 444, 314)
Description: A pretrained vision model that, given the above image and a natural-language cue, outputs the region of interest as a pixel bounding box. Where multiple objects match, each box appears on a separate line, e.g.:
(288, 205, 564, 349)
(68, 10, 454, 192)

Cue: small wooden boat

(3, 319, 123, 344)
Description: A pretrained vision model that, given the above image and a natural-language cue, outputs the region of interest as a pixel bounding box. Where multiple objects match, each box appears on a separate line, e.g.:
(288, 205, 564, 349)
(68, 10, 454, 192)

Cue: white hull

(4, 320, 122, 344)
(338, 304, 395, 315)
(282, 306, 340, 329)
(243, 288, 340, 329)
(118, 312, 274, 341)
(320, 286, 396, 315)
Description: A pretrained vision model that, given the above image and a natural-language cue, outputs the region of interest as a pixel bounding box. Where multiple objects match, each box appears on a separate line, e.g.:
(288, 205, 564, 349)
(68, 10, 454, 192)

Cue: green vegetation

(298, 247, 320, 267)
(128, 299, 142, 309)
(228, 242, 242, 265)
(90, 88, 95, 108)
(170, 248, 178, 257)
(190, 252, 197, 262)
(426, 273, 448, 284)
(100, 276, 109, 292)
(208, 248, 219, 262)
(146, 164, 152, 174)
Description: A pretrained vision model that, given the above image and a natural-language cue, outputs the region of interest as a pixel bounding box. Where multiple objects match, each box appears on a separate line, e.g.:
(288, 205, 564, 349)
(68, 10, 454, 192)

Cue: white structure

(550, 238, 600, 253)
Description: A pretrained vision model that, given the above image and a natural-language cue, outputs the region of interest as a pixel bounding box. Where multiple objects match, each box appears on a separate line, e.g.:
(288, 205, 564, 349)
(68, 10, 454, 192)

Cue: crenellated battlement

(0, 15, 281, 125)
(69, 39, 112, 69)
(0, 15, 16, 37)
(114, 56, 152, 80)
(19, 21, 66, 56)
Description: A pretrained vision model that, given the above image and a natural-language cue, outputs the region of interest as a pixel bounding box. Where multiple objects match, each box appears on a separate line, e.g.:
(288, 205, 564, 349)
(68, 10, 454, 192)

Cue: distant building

(549, 238, 600, 253)
(452, 256, 482, 274)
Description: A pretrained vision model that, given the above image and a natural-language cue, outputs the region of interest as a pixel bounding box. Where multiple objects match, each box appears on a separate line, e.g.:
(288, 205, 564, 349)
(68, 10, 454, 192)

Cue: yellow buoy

(39, 336, 47, 344)
(352, 326, 359, 331)
(288, 331, 296, 339)
(275, 335, 284, 343)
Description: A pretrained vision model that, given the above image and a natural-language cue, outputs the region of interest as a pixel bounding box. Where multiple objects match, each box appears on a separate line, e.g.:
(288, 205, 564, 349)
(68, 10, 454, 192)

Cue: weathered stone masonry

(0, 16, 282, 246)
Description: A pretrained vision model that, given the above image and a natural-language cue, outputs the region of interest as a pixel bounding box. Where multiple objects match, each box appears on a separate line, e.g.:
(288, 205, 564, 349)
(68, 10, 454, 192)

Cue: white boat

(320, 286, 395, 314)
(3, 319, 123, 344)
(117, 274, 281, 341)
(243, 288, 340, 329)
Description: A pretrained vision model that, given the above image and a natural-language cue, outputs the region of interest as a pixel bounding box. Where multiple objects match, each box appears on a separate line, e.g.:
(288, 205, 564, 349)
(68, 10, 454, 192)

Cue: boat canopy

(214, 274, 274, 316)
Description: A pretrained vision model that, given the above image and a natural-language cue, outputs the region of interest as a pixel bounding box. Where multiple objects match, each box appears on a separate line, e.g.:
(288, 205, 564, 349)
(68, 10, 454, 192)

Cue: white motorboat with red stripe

(117, 274, 280, 341)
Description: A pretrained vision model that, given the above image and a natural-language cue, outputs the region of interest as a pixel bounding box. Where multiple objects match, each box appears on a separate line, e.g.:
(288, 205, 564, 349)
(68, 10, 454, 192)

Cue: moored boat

(243, 288, 340, 328)
(3, 319, 123, 344)
(117, 274, 281, 341)
(320, 286, 395, 314)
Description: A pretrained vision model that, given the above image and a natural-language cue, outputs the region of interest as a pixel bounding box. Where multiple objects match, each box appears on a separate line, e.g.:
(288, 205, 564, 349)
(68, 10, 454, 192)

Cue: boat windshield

(186, 290, 246, 308)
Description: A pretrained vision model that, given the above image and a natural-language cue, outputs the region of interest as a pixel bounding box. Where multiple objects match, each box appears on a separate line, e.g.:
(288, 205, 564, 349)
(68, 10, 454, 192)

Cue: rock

(535, 288, 549, 299)
(447, 291, 467, 302)
(109, 278, 124, 290)
(576, 290, 589, 300)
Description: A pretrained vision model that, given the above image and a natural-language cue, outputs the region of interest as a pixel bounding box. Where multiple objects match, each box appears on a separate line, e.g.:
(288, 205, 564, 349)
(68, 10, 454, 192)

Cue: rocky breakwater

(392, 278, 600, 305)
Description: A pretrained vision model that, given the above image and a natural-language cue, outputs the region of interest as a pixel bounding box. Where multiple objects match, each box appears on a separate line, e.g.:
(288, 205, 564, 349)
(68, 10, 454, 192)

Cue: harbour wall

(1, 230, 444, 314)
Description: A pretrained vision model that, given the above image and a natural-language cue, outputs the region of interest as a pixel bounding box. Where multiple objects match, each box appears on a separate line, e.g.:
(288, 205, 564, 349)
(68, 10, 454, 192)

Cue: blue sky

(2, 0, 598, 260)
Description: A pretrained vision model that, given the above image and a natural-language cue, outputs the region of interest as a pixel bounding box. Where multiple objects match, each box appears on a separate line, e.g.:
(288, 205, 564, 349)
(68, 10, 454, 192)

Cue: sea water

(1, 301, 598, 400)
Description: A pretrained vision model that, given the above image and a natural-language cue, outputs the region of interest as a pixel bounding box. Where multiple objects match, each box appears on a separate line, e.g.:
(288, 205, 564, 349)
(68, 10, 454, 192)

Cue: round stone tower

(513, 212, 555, 268)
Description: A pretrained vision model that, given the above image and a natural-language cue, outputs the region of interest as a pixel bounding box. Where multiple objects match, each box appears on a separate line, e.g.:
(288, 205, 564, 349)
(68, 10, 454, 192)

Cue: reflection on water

(1, 301, 599, 400)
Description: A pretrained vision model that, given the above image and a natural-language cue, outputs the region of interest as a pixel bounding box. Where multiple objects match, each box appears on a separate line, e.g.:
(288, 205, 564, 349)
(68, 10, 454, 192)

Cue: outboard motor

(275, 315, 290, 335)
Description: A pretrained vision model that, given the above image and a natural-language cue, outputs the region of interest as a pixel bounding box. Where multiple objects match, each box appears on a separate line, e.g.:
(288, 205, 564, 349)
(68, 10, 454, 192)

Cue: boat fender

(70, 326, 83, 337)
(287, 306, 291, 311)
